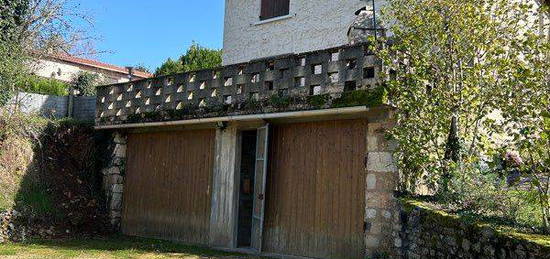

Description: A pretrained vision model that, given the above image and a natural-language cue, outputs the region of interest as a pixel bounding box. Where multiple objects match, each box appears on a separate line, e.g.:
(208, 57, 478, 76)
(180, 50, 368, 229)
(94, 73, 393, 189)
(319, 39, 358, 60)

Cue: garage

(262, 119, 367, 259)
(121, 129, 216, 245)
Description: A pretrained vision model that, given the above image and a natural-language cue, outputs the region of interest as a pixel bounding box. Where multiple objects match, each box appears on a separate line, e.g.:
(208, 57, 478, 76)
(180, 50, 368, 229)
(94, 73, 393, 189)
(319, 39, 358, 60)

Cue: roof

(47, 53, 153, 79)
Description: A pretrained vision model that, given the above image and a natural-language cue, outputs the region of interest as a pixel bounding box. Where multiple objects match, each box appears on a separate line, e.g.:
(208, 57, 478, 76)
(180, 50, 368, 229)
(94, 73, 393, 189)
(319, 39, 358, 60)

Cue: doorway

(237, 130, 257, 247)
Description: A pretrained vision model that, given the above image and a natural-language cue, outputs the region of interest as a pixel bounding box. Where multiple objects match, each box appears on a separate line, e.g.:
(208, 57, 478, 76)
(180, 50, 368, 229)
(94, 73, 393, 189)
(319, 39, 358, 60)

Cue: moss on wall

(332, 87, 388, 108)
(108, 87, 389, 126)
(400, 198, 550, 248)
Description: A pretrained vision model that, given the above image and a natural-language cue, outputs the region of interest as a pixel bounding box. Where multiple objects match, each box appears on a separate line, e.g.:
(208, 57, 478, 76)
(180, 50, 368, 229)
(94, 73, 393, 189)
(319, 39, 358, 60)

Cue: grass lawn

(0, 235, 266, 259)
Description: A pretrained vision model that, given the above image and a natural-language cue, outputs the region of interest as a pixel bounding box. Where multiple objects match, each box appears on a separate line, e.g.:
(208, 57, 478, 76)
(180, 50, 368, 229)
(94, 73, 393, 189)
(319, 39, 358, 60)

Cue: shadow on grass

(20, 235, 248, 257)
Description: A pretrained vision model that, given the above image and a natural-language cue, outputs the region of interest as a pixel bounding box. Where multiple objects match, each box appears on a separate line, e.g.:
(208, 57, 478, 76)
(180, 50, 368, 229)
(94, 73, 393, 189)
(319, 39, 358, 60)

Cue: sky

(78, 0, 225, 72)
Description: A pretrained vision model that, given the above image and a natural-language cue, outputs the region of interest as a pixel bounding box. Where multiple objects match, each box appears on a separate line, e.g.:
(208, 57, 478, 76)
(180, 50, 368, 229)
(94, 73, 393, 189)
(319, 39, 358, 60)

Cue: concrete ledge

(95, 106, 388, 130)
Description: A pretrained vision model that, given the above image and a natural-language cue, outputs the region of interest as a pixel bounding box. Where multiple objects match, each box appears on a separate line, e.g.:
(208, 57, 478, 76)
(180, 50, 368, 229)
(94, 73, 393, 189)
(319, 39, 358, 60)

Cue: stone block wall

(398, 200, 550, 259)
(364, 110, 402, 258)
(101, 132, 126, 230)
(72, 96, 97, 121)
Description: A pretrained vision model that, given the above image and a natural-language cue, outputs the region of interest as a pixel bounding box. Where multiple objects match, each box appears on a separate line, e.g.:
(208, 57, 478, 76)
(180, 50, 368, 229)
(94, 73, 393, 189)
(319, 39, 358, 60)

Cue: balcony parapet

(95, 43, 386, 126)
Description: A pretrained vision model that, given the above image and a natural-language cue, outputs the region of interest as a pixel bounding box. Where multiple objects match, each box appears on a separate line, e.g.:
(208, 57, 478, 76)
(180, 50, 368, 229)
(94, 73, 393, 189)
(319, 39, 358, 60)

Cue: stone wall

(364, 110, 401, 258)
(101, 132, 127, 230)
(398, 200, 550, 259)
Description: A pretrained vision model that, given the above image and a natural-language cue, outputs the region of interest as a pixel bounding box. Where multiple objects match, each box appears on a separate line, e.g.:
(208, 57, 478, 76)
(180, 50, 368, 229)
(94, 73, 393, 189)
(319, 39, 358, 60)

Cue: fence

(7, 92, 96, 121)
(96, 43, 381, 126)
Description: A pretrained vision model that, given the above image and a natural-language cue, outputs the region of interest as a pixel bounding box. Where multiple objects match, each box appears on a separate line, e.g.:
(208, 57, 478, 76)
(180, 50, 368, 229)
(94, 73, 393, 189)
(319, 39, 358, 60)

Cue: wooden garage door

(121, 129, 215, 245)
(263, 119, 367, 259)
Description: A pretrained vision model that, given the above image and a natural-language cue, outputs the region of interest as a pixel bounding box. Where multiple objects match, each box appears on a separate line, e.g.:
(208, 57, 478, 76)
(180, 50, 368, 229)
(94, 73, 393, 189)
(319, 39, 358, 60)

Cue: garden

(375, 0, 549, 236)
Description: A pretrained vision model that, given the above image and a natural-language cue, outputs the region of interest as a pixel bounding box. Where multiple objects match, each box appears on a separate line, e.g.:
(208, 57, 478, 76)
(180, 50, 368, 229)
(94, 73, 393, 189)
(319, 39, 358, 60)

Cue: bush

(71, 72, 100, 96)
(436, 158, 548, 234)
(0, 111, 110, 240)
(19, 75, 69, 96)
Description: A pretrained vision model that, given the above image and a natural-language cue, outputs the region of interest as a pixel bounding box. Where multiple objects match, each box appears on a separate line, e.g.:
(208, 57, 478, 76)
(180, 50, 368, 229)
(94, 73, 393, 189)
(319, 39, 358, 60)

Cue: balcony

(95, 43, 387, 127)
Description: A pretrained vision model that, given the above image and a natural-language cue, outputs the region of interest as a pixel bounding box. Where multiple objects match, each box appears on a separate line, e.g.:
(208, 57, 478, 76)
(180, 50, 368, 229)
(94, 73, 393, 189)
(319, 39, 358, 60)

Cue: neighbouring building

(94, 1, 547, 259)
(32, 53, 152, 84)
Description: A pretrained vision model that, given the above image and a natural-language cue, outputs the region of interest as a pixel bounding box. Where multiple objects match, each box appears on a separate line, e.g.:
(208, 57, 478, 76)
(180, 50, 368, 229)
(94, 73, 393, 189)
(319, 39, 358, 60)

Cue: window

(260, 0, 290, 21)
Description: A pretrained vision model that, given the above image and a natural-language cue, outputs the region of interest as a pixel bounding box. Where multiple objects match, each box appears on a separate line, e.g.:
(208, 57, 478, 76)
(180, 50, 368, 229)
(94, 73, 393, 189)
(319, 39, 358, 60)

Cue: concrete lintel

(95, 106, 392, 130)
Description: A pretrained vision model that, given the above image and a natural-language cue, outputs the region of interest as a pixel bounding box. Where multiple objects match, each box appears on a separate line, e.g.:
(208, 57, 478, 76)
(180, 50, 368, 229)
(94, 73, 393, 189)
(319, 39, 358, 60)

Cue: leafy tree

(71, 72, 100, 96)
(0, 0, 29, 42)
(133, 64, 151, 74)
(155, 42, 222, 76)
(0, 0, 30, 105)
(155, 58, 184, 76)
(1, 0, 95, 108)
(375, 0, 549, 231)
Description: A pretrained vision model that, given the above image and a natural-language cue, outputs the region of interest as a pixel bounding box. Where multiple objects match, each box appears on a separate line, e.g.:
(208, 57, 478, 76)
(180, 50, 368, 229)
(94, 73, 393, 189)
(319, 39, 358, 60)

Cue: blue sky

(79, 0, 225, 72)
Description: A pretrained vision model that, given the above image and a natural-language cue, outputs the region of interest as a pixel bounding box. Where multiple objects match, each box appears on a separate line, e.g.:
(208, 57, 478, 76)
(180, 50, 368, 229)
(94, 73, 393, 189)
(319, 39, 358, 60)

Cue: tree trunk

(445, 115, 460, 162)
(439, 115, 460, 196)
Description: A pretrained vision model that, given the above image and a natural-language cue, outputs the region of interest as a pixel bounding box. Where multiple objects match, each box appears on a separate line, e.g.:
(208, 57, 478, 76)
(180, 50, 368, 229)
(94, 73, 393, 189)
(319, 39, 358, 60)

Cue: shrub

(71, 72, 100, 96)
(19, 75, 69, 96)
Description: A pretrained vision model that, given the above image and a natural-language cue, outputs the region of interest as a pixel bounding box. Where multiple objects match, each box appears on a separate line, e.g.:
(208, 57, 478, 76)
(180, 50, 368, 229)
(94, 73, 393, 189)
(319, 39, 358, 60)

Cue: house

(32, 53, 152, 84)
(96, 1, 397, 258)
(222, 0, 383, 65)
(92, 0, 550, 258)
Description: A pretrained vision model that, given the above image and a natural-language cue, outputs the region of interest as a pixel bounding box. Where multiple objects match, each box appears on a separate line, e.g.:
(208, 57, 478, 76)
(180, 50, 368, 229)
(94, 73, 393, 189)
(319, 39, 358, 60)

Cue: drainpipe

(126, 66, 134, 82)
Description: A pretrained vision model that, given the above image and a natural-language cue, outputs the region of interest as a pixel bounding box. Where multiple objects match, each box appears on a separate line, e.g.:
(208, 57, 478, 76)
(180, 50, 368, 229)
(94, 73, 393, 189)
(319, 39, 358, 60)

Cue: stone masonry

(364, 110, 401, 258)
(398, 200, 550, 259)
(102, 132, 126, 230)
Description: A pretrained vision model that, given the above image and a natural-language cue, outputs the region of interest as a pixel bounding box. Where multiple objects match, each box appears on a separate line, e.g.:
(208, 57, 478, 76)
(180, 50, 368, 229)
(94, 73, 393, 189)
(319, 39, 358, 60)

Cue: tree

(155, 58, 184, 76)
(0, 0, 30, 105)
(155, 42, 222, 76)
(0, 0, 95, 108)
(70, 72, 101, 97)
(375, 0, 549, 231)
(133, 64, 151, 74)
(375, 0, 547, 189)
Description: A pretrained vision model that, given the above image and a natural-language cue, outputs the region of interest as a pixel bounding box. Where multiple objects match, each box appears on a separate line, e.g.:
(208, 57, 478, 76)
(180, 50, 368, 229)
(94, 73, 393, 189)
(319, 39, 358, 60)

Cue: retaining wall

(398, 199, 550, 259)
(7, 92, 96, 121)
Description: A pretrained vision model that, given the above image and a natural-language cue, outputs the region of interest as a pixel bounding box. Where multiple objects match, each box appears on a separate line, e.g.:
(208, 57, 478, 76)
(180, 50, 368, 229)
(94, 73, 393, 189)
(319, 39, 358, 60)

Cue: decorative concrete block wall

(95, 44, 384, 126)
(101, 132, 126, 229)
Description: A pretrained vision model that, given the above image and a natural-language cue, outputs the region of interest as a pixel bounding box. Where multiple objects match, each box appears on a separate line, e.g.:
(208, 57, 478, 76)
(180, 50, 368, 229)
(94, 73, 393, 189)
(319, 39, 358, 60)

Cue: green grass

(0, 235, 266, 259)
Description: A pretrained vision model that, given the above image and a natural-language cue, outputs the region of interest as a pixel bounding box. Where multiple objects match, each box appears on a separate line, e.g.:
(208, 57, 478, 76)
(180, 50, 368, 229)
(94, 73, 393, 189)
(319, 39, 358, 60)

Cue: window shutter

(260, 0, 290, 21)
(260, 0, 273, 20)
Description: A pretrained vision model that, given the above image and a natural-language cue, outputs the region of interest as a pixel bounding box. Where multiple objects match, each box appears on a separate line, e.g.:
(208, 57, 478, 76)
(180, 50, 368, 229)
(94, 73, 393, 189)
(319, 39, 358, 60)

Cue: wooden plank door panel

(121, 129, 216, 245)
(263, 119, 366, 259)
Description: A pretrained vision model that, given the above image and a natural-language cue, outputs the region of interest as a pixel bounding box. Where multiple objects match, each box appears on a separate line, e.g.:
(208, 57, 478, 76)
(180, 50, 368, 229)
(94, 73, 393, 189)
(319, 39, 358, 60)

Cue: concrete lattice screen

(96, 44, 381, 126)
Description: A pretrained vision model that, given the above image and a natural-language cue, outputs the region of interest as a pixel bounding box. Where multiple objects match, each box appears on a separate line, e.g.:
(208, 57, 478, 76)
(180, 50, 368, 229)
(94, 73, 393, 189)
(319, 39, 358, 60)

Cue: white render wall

(222, 0, 384, 65)
(31, 58, 131, 84)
